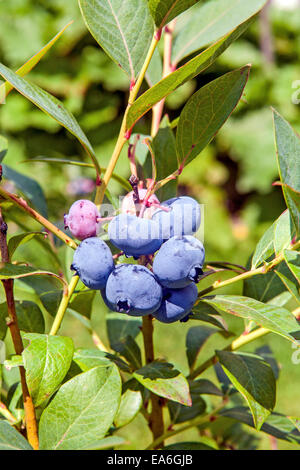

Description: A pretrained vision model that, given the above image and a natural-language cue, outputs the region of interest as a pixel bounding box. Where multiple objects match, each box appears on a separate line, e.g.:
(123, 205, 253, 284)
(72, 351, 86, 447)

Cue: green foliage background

(0, 0, 300, 450)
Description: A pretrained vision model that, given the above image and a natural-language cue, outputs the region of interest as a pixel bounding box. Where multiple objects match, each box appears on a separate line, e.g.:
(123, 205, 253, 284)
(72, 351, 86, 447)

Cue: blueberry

(153, 235, 205, 289)
(153, 283, 198, 323)
(64, 199, 101, 240)
(108, 214, 163, 257)
(152, 196, 201, 240)
(71, 237, 114, 290)
(105, 264, 163, 316)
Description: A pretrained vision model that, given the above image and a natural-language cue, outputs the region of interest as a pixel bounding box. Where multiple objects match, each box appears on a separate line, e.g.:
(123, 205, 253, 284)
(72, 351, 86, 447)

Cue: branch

(0, 186, 77, 250)
(146, 401, 226, 450)
(0, 210, 39, 449)
(188, 307, 300, 381)
(197, 240, 300, 299)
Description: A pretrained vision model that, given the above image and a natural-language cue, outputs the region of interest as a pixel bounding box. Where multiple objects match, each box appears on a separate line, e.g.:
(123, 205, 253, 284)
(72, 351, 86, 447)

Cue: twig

(188, 306, 300, 380)
(0, 210, 39, 449)
(0, 186, 77, 250)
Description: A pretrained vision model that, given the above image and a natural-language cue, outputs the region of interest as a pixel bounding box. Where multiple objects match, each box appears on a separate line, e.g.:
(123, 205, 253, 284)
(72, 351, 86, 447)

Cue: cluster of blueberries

(64, 192, 205, 323)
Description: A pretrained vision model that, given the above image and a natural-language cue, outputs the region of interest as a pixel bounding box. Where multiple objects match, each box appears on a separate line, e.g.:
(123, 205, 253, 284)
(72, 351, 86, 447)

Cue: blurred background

(1, 0, 300, 450)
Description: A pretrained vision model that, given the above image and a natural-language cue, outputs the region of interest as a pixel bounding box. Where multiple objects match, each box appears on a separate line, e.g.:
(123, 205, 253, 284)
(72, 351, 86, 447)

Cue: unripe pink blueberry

(64, 199, 101, 240)
(121, 188, 160, 218)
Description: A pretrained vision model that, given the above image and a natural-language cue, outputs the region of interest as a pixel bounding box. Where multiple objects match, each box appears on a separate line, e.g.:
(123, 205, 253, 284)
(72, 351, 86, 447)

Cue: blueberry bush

(0, 0, 299, 451)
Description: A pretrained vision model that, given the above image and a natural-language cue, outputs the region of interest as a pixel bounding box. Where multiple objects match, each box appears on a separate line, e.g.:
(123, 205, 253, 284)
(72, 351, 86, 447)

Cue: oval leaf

(133, 361, 191, 406)
(202, 295, 300, 345)
(273, 110, 300, 235)
(79, 0, 154, 81)
(22, 333, 74, 407)
(0, 421, 33, 450)
(172, 0, 267, 64)
(217, 351, 276, 430)
(39, 365, 121, 450)
(176, 66, 250, 166)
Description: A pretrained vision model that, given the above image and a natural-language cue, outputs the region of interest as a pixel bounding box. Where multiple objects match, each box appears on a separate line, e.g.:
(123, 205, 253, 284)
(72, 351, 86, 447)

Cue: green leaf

(126, 17, 254, 130)
(0, 63, 99, 172)
(172, 0, 267, 64)
(202, 295, 300, 345)
(0, 22, 73, 99)
(114, 379, 143, 427)
(15, 301, 45, 334)
(22, 333, 74, 407)
(217, 351, 276, 430)
(176, 66, 249, 166)
(79, 0, 154, 81)
(107, 313, 142, 345)
(273, 109, 300, 235)
(163, 442, 215, 450)
(190, 379, 223, 396)
(148, 0, 198, 28)
(39, 365, 121, 450)
(133, 361, 191, 406)
(0, 135, 8, 162)
(8, 232, 46, 259)
(186, 326, 217, 370)
(220, 407, 300, 444)
(81, 436, 125, 450)
(0, 263, 66, 289)
(0, 421, 33, 450)
(112, 335, 142, 370)
(252, 210, 295, 268)
(73, 348, 112, 371)
(0, 303, 8, 340)
(244, 260, 297, 304)
(275, 270, 300, 306)
(168, 380, 206, 424)
(3, 165, 48, 218)
(4, 355, 23, 370)
(283, 250, 300, 285)
(152, 116, 178, 200)
(191, 302, 230, 332)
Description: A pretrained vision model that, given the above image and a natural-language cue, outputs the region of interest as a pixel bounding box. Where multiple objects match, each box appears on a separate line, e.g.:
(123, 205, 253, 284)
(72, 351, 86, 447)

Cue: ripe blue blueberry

(105, 264, 163, 316)
(108, 214, 163, 257)
(153, 235, 205, 289)
(152, 196, 201, 240)
(64, 199, 101, 240)
(153, 283, 198, 323)
(71, 237, 114, 290)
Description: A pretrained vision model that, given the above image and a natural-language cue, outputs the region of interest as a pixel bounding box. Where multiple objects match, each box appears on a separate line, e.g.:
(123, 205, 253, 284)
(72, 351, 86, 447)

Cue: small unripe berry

(64, 199, 101, 240)
(121, 188, 160, 218)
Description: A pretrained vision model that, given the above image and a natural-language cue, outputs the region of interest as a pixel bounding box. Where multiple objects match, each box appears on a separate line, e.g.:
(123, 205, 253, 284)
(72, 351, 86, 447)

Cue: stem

(151, 21, 176, 137)
(146, 402, 226, 450)
(49, 275, 78, 336)
(95, 32, 160, 207)
(0, 186, 77, 250)
(197, 240, 300, 299)
(0, 212, 39, 450)
(142, 315, 164, 447)
(0, 402, 18, 425)
(188, 307, 300, 380)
